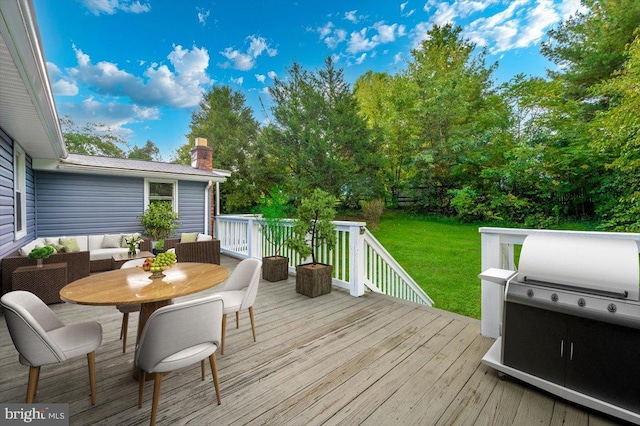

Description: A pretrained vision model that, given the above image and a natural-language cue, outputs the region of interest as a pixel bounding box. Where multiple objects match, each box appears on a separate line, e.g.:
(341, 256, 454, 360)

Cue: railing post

(247, 217, 255, 259)
(481, 231, 505, 339)
(349, 225, 365, 297)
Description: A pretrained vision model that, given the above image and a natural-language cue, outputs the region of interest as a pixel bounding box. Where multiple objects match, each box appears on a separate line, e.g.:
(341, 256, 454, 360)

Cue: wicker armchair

(163, 238, 220, 265)
(1, 251, 91, 296)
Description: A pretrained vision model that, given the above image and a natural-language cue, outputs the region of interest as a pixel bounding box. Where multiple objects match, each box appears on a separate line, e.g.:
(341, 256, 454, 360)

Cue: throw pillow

(102, 234, 122, 248)
(196, 233, 212, 242)
(59, 237, 80, 253)
(45, 237, 60, 245)
(55, 244, 67, 253)
(180, 232, 198, 243)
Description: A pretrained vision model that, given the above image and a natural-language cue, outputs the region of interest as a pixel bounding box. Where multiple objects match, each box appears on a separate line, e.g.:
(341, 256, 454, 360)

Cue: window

(144, 179, 178, 211)
(14, 145, 26, 239)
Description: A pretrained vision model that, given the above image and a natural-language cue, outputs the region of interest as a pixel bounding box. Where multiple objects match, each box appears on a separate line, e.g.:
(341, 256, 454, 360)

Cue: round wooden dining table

(60, 262, 229, 379)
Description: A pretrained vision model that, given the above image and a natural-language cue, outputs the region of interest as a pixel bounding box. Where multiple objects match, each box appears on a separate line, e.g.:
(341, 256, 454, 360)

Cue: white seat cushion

(90, 247, 130, 261)
(47, 321, 102, 361)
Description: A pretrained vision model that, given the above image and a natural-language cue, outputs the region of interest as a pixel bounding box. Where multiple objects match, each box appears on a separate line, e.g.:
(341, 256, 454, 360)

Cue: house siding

(35, 172, 208, 237)
(178, 180, 207, 234)
(0, 128, 35, 258)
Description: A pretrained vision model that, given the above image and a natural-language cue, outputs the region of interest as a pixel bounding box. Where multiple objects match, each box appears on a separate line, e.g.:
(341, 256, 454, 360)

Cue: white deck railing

(480, 227, 640, 338)
(215, 215, 433, 305)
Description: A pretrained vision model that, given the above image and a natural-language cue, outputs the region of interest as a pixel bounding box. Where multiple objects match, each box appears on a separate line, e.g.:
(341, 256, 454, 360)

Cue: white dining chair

(215, 258, 262, 355)
(117, 258, 145, 353)
(1, 290, 102, 404)
(136, 295, 223, 426)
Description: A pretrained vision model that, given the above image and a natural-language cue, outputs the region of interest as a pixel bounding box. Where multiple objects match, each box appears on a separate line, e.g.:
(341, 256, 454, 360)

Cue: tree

(183, 86, 260, 212)
(354, 72, 419, 206)
(61, 116, 127, 157)
(406, 24, 509, 213)
(128, 140, 161, 161)
(264, 58, 383, 206)
(589, 33, 640, 231)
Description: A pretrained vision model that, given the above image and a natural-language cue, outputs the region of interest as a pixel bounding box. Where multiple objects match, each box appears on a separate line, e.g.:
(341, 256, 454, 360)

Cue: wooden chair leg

(150, 373, 163, 426)
(221, 314, 227, 355)
(249, 306, 257, 342)
(235, 311, 239, 329)
(87, 351, 97, 405)
(201, 360, 206, 380)
(209, 354, 221, 405)
(138, 371, 146, 408)
(122, 313, 129, 353)
(34, 366, 40, 398)
(26, 366, 40, 403)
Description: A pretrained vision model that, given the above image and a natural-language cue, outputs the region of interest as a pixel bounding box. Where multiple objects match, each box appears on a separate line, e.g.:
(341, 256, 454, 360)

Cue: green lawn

(369, 212, 600, 319)
(371, 213, 483, 319)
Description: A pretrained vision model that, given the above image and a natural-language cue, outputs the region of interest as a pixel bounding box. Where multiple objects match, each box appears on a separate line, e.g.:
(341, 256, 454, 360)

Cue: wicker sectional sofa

(163, 237, 220, 265)
(1, 234, 152, 297)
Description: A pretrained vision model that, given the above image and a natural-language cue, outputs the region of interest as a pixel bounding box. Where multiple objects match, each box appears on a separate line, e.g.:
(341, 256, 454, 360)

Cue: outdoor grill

(481, 233, 640, 424)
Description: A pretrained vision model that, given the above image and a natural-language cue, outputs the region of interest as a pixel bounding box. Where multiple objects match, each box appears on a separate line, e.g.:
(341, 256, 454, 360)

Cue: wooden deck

(0, 255, 623, 425)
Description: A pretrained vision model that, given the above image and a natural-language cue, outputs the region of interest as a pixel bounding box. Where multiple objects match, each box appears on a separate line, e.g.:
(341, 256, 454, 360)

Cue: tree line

(64, 0, 640, 231)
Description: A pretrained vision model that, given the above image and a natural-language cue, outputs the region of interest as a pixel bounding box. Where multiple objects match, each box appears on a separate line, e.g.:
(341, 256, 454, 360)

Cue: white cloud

(81, 0, 150, 16)
(219, 35, 277, 71)
(68, 44, 210, 108)
(347, 28, 377, 54)
(255, 74, 266, 83)
(393, 52, 404, 64)
(413, 0, 561, 54)
(558, 0, 587, 19)
(267, 71, 277, 79)
(355, 53, 367, 65)
(464, 0, 559, 53)
(373, 22, 398, 43)
(61, 96, 159, 133)
(400, 2, 408, 12)
(345, 10, 358, 23)
(431, 2, 458, 26)
(325, 29, 347, 49)
(259, 87, 271, 96)
(317, 22, 334, 39)
(230, 77, 244, 85)
(47, 62, 79, 96)
(401, 1, 415, 17)
(331, 53, 342, 64)
(197, 8, 210, 25)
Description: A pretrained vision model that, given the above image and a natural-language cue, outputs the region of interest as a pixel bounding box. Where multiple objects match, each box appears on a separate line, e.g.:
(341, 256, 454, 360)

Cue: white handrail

(215, 214, 433, 305)
(479, 227, 640, 338)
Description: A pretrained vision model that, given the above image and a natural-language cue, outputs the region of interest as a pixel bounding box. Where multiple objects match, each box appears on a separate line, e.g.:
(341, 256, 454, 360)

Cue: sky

(33, 0, 585, 161)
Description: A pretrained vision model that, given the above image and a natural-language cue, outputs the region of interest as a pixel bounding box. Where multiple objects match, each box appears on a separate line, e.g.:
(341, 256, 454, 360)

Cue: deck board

(0, 255, 625, 425)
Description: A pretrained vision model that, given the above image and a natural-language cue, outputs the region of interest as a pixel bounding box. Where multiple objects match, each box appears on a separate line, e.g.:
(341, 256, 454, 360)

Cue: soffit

(0, 1, 65, 160)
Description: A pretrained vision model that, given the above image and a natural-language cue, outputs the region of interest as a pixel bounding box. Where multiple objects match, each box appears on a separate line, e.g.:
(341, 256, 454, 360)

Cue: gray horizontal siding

(36, 172, 145, 236)
(0, 128, 35, 258)
(178, 180, 207, 234)
(36, 172, 208, 238)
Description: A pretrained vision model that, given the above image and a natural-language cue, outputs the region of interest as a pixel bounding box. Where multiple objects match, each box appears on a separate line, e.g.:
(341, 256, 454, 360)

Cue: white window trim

(144, 178, 178, 211)
(14, 144, 27, 240)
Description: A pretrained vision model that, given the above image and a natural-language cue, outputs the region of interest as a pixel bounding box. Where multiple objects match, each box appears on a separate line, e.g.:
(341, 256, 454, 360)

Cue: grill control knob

(608, 303, 617, 313)
(578, 298, 586, 307)
(551, 293, 558, 302)
(527, 289, 534, 298)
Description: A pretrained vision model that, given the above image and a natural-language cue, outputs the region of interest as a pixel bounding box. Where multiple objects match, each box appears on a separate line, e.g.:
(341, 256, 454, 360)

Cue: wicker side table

(12, 263, 68, 304)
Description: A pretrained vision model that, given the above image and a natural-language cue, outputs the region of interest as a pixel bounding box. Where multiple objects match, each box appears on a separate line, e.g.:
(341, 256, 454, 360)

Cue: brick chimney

(191, 137, 213, 171)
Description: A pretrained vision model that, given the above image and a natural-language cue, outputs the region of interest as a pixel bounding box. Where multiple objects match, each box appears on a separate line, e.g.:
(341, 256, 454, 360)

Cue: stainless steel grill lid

(517, 234, 640, 300)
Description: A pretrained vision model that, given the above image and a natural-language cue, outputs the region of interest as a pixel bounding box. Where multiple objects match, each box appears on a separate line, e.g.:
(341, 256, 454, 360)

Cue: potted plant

(286, 189, 337, 297)
(256, 187, 291, 282)
(138, 201, 180, 245)
(28, 245, 55, 268)
(152, 239, 165, 255)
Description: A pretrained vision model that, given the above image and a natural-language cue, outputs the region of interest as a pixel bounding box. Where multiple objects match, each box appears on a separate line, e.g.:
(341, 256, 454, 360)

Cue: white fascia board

(32, 159, 227, 183)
